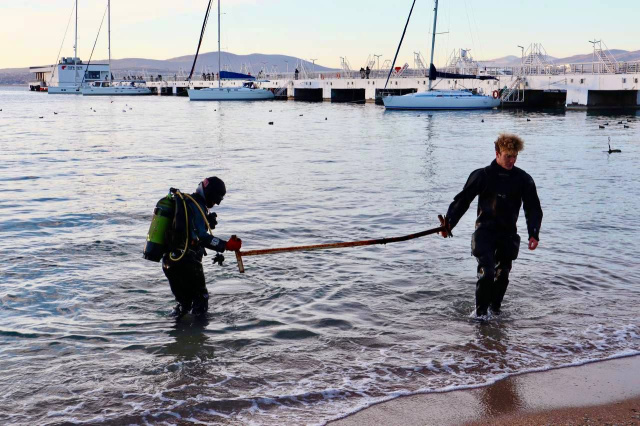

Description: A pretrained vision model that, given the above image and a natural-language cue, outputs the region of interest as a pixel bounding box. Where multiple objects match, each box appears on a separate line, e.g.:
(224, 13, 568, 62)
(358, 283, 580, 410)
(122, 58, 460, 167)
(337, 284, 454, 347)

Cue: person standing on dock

(440, 134, 543, 318)
(161, 177, 242, 319)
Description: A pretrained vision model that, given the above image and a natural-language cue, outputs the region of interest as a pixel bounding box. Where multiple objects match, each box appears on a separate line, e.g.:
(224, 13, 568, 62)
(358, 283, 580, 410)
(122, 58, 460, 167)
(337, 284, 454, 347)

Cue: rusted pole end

(235, 251, 245, 273)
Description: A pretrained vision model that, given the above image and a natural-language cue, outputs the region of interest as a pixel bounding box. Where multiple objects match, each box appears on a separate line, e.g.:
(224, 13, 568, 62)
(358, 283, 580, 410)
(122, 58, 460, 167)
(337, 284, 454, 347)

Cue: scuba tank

(143, 193, 176, 262)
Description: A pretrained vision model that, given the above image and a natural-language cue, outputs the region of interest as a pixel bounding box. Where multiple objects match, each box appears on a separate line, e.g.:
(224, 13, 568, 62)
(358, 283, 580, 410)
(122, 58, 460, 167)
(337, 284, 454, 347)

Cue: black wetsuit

(162, 193, 226, 316)
(445, 160, 543, 315)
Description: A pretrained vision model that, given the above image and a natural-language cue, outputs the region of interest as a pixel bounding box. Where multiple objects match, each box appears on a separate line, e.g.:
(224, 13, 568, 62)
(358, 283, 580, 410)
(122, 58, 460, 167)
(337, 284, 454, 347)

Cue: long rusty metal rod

(234, 218, 447, 273)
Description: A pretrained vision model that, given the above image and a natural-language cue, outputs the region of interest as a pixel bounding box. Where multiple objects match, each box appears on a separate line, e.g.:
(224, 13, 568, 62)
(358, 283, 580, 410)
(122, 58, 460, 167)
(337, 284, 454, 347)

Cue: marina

(31, 48, 640, 109)
(145, 46, 640, 109)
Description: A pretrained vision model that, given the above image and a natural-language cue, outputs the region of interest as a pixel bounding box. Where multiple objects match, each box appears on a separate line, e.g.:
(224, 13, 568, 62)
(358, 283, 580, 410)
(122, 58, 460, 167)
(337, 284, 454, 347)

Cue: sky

(1, 0, 639, 70)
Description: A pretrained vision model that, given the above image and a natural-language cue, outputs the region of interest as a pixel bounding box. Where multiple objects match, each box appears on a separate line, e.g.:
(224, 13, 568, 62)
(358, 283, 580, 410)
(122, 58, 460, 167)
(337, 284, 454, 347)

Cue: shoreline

(330, 354, 640, 425)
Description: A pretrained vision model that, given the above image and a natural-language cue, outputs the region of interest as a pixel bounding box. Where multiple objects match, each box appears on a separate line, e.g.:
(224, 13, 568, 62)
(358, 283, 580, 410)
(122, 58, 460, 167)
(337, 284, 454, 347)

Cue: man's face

(496, 150, 518, 170)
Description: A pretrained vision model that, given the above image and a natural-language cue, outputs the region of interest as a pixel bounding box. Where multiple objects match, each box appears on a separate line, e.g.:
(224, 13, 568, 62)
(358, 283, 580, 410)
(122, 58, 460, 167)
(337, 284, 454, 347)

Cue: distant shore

(330, 354, 640, 426)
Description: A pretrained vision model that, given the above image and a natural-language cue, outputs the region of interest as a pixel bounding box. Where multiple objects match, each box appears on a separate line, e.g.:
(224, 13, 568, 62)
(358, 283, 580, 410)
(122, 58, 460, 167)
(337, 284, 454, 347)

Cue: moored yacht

(189, 81, 274, 101)
(186, 0, 274, 101)
(81, 80, 151, 96)
(81, 0, 151, 96)
(383, 89, 499, 110)
(383, 0, 499, 110)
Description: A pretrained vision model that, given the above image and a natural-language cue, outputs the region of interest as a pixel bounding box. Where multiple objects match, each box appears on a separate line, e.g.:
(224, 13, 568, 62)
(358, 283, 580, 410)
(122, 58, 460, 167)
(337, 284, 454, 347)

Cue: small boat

(383, 0, 499, 110)
(187, 0, 274, 101)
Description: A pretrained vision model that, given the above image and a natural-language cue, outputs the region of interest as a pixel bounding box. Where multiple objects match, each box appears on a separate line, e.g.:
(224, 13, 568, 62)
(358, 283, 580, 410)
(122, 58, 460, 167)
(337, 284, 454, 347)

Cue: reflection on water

(161, 317, 215, 361)
(0, 87, 639, 424)
(475, 322, 524, 417)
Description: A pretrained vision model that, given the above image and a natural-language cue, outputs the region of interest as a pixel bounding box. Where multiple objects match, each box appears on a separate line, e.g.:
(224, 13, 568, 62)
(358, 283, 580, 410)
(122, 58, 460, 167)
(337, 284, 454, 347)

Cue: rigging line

(81, 4, 108, 85)
(187, 0, 214, 81)
(463, 0, 477, 60)
(48, 0, 76, 85)
(467, 0, 485, 64)
(384, 0, 418, 90)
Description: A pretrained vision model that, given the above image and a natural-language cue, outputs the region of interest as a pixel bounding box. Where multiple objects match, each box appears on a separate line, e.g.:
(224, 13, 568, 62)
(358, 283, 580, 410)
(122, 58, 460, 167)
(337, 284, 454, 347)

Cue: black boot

(191, 293, 209, 318)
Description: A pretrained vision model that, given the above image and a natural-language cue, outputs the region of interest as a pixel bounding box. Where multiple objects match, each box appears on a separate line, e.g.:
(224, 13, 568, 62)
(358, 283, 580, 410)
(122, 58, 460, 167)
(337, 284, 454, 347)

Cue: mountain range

(2, 49, 640, 85)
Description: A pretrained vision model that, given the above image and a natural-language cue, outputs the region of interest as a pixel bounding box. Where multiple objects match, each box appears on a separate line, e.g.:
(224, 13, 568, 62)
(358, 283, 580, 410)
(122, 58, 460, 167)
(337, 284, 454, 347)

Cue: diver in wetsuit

(162, 176, 242, 318)
(440, 134, 543, 317)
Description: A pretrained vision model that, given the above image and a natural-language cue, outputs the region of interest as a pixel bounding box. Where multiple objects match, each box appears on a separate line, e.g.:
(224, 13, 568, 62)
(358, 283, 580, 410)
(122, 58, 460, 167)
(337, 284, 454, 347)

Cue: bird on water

(606, 137, 621, 154)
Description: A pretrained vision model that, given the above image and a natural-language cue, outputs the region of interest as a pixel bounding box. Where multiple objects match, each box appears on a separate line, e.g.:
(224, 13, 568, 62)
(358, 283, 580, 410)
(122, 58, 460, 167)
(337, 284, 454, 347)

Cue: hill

(2, 49, 639, 85)
(0, 52, 336, 85)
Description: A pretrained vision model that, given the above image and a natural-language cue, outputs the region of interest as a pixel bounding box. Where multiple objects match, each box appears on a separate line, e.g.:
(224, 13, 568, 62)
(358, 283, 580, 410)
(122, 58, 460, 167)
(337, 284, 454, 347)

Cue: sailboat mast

(218, 0, 221, 88)
(428, 0, 438, 90)
(108, 0, 111, 82)
(74, 0, 78, 84)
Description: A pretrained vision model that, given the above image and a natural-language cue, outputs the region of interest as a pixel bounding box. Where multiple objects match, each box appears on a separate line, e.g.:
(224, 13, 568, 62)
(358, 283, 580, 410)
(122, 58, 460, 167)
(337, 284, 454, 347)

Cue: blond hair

(494, 133, 524, 155)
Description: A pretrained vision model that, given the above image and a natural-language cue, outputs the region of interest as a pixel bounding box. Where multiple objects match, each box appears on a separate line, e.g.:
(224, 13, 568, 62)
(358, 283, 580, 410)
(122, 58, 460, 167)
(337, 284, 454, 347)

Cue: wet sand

(330, 355, 640, 426)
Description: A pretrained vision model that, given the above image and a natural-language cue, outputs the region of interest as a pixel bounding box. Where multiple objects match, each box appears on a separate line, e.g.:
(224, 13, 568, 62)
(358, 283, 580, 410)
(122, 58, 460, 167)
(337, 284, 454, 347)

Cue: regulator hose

(168, 190, 213, 262)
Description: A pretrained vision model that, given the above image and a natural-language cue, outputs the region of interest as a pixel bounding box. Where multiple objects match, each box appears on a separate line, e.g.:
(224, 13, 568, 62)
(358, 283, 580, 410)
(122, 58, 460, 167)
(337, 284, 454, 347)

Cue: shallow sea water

(0, 86, 639, 425)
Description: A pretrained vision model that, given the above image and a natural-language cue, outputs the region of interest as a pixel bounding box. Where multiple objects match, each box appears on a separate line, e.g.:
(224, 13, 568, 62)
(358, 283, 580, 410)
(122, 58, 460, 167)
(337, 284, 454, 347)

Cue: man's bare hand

(528, 237, 538, 250)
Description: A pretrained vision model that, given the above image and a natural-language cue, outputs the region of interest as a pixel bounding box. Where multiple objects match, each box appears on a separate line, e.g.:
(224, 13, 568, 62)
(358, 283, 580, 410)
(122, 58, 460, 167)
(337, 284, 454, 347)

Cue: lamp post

(588, 39, 600, 74)
(517, 45, 524, 63)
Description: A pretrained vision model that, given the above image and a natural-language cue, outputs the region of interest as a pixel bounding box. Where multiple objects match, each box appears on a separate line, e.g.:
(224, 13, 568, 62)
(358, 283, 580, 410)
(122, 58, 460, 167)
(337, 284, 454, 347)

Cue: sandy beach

(331, 355, 640, 426)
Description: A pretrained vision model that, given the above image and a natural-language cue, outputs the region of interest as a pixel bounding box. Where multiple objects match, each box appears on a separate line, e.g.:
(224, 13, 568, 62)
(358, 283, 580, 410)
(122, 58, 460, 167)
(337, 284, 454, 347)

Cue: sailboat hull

(383, 90, 500, 110)
(48, 86, 82, 95)
(188, 87, 275, 101)
(81, 86, 152, 96)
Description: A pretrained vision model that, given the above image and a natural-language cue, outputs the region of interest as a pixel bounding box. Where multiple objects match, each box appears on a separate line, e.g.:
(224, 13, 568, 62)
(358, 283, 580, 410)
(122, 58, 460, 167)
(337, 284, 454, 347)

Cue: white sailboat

(82, 0, 151, 96)
(383, 0, 499, 110)
(187, 0, 274, 101)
